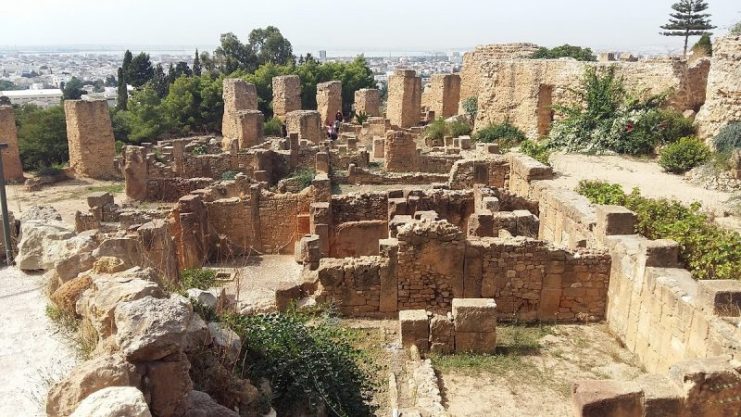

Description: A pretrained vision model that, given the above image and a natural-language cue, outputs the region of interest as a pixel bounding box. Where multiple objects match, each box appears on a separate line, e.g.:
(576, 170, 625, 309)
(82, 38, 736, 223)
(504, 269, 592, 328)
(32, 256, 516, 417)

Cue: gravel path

(0, 267, 78, 417)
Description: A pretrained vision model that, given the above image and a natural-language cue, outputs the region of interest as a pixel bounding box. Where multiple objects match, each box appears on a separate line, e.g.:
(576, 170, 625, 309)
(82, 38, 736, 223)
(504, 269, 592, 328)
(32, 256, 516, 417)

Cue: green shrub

(462, 96, 478, 120)
(424, 118, 447, 140)
(658, 136, 711, 174)
(16, 104, 69, 170)
(519, 140, 551, 165)
(191, 144, 208, 155)
(576, 180, 741, 280)
(354, 111, 369, 125)
(36, 164, 65, 177)
(531, 44, 596, 61)
(474, 121, 526, 150)
(221, 170, 238, 180)
(449, 119, 472, 137)
(180, 268, 217, 290)
(222, 310, 377, 417)
(264, 117, 283, 136)
(712, 121, 741, 153)
(692, 34, 712, 57)
(639, 109, 696, 145)
(291, 168, 315, 189)
(115, 140, 126, 155)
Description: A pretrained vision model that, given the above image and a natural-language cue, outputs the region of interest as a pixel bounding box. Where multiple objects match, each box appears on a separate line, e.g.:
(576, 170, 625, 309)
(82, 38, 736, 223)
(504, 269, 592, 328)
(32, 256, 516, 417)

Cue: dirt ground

(5, 178, 126, 225)
(548, 153, 741, 232)
(435, 324, 643, 417)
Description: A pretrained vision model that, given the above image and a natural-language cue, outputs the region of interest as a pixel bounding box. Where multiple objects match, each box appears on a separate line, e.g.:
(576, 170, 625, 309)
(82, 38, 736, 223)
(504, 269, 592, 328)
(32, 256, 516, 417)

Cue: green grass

(86, 184, 124, 194)
(46, 304, 97, 360)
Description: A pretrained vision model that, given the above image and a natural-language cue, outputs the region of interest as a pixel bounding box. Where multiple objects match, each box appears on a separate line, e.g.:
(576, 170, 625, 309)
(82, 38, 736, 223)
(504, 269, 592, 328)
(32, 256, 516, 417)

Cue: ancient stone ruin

(0, 105, 24, 182)
(7, 36, 741, 417)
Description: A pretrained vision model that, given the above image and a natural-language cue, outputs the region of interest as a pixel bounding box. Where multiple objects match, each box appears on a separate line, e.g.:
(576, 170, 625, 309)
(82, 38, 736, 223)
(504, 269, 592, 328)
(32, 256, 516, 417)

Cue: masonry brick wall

(272, 75, 301, 120)
(387, 70, 422, 128)
(65, 99, 117, 179)
(384, 130, 418, 172)
(696, 35, 741, 141)
(286, 110, 323, 144)
(354, 88, 381, 117)
(428, 74, 461, 119)
(314, 256, 388, 315)
(316, 81, 342, 125)
(222, 79, 258, 146)
(0, 106, 24, 181)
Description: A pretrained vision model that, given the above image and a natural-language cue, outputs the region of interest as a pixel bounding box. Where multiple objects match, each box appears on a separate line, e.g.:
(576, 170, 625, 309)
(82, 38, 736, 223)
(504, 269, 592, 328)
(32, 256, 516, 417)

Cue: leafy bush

(191, 144, 208, 155)
(692, 34, 712, 56)
(222, 310, 377, 417)
(531, 44, 596, 61)
(36, 164, 65, 177)
(658, 136, 711, 173)
(221, 170, 238, 180)
(576, 180, 741, 280)
(115, 140, 126, 155)
(180, 268, 217, 290)
(16, 105, 69, 170)
(354, 111, 369, 125)
(449, 119, 472, 137)
(264, 117, 283, 136)
(548, 66, 689, 155)
(291, 168, 315, 189)
(462, 96, 478, 120)
(474, 121, 527, 150)
(519, 140, 551, 165)
(713, 121, 741, 153)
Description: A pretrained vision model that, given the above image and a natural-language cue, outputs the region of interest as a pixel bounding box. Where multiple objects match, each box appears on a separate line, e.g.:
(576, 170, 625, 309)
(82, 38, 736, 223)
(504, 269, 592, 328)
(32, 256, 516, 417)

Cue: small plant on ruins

(449, 119, 473, 137)
(291, 168, 316, 189)
(692, 34, 713, 56)
(221, 309, 377, 417)
(576, 180, 741, 280)
(180, 268, 218, 291)
(530, 44, 596, 61)
(191, 144, 208, 155)
(462, 96, 478, 121)
(424, 118, 448, 140)
(474, 120, 527, 150)
(732, 21, 741, 35)
(221, 170, 238, 181)
(658, 136, 711, 173)
(713, 121, 741, 154)
(264, 117, 283, 136)
(354, 111, 369, 125)
(519, 139, 552, 166)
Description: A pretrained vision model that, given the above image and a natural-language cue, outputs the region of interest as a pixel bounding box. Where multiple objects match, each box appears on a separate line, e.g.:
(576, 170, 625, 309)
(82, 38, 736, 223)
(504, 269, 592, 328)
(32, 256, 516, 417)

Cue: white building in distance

(0, 88, 63, 107)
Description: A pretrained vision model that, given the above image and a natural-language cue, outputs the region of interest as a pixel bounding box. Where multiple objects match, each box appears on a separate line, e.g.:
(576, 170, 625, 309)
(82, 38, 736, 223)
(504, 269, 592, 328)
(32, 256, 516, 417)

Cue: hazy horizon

(1, 0, 739, 55)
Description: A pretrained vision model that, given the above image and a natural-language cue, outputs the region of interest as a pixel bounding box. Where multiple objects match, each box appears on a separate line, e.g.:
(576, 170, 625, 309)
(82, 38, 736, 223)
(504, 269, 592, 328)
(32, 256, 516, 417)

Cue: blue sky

(1, 0, 739, 53)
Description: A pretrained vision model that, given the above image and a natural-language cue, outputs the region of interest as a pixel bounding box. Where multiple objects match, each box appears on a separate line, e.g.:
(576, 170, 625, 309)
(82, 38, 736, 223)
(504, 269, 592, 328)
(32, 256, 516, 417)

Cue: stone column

(384, 130, 417, 172)
(354, 88, 381, 117)
(64, 99, 117, 179)
(221, 79, 259, 150)
(387, 69, 422, 128)
(429, 74, 461, 119)
(286, 110, 323, 144)
(235, 110, 264, 149)
(0, 105, 24, 182)
(272, 75, 301, 121)
(316, 80, 342, 125)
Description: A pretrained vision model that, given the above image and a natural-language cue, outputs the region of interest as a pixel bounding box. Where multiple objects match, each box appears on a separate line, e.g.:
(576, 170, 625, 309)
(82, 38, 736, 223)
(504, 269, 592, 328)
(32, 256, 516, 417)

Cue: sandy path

(548, 154, 740, 232)
(0, 267, 78, 416)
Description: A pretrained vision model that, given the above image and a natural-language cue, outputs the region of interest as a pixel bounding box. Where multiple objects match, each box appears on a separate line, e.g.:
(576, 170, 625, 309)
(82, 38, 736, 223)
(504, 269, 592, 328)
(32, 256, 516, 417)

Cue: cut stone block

(399, 309, 429, 352)
(572, 380, 644, 417)
(452, 298, 497, 333)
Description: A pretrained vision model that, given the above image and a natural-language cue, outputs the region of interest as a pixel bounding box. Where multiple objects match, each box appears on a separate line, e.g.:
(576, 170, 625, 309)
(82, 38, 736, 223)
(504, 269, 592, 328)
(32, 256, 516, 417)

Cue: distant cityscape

(0, 48, 465, 108)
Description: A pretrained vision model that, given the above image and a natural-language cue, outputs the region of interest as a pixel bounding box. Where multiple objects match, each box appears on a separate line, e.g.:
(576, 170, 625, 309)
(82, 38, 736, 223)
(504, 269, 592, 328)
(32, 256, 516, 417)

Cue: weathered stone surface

(183, 390, 239, 417)
(69, 386, 152, 417)
(387, 70, 421, 128)
(399, 309, 429, 352)
(452, 298, 497, 332)
(0, 105, 25, 182)
(354, 88, 381, 117)
(77, 270, 165, 338)
(572, 380, 644, 417)
(596, 205, 636, 236)
(316, 80, 342, 125)
(428, 73, 461, 119)
(696, 35, 741, 141)
(65, 99, 117, 179)
(272, 75, 301, 120)
(183, 314, 210, 354)
(144, 352, 193, 417)
(285, 110, 322, 144)
(47, 354, 141, 417)
(207, 322, 241, 367)
(51, 274, 93, 316)
(114, 295, 192, 361)
(16, 210, 96, 271)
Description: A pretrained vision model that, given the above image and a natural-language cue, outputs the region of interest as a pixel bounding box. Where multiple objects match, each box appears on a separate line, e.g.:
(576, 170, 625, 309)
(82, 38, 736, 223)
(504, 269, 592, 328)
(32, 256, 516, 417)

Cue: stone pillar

(64, 99, 117, 179)
(354, 88, 381, 117)
(286, 110, 323, 144)
(221, 78, 262, 150)
(316, 80, 342, 125)
(387, 69, 422, 128)
(429, 74, 461, 119)
(272, 75, 301, 121)
(172, 141, 185, 176)
(384, 130, 417, 172)
(234, 110, 264, 149)
(123, 146, 147, 201)
(0, 106, 24, 182)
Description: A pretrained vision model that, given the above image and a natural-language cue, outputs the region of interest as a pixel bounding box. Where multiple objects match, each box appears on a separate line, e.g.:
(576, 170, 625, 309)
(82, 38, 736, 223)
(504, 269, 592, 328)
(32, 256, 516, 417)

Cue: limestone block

(373, 137, 385, 158)
(467, 210, 494, 238)
(272, 75, 301, 120)
(69, 386, 152, 417)
(316, 80, 342, 125)
(354, 88, 381, 117)
(512, 209, 539, 238)
(428, 73, 461, 119)
(51, 275, 93, 316)
(183, 391, 239, 417)
(316, 151, 329, 173)
(65, 99, 117, 179)
(430, 314, 454, 354)
(454, 331, 497, 353)
(596, 205, 637, 236)
(697, 280, 741, 316)
(572, 380, 644, 417)
(641, 239, 680, 267)
(669, 356, 741, 417)
(387, 70, 422, 128)
(452, 298, 497, 333)
(481, 196, 501, 212)
(0, 106, 24, 181)
(399, 309, 429, 352)
(87, 192, 114, 210)
(286, 110, 322, 144)
(634, 374, 683, 417)
(144, 352, 192, 417)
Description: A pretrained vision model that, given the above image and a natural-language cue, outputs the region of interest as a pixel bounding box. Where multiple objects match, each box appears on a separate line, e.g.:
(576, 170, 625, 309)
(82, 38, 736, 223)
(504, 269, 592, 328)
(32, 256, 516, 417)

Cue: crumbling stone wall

(428, 74, 461, 119)
(316, 80, 342, 125)
(272, 75, 301, 120)
(0, 105, 24, 181)
(387, 70, 422, 128)
(696, 35, 741, 141)
(286, 110, 323, 144)
(460, 43, 540, 100)
(65, 99, 117, 179)
(221, 79, 259, 149)
(354, 88, 381, 117)
(448, 155, 510, 190)
(314, 256, 389, 315)
(462, 45, 711, 137)
(384, 130, 418, 172)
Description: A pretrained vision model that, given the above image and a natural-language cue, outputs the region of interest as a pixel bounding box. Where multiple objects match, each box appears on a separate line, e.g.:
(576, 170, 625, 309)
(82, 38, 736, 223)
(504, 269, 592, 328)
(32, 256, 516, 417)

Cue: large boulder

(183, 314, 210, 354)
(51, 275, 93, 316)
(47, 354, 141, 417)
(69, 386, 152, 417)
(77, 270, 166, 338)
(143, 352, 193, 417)
(93, 237, 145, 270)
(16, 221, 95, 271)
(183, 390, 239, 417)
(114, 295, 192, 361)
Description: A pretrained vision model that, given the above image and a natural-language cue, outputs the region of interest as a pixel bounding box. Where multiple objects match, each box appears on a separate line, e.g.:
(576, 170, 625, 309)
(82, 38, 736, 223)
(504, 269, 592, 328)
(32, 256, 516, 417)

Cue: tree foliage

(62, 77, 85, 100)
(692, 34, 713, 56)
(249, 26, 295, 66)
(660, 0, 716, 57)
(126, 52, 154, 87)
(15, 105, 68, 170)
(116, 67, 128, 110)
(531, 44, 596, 61)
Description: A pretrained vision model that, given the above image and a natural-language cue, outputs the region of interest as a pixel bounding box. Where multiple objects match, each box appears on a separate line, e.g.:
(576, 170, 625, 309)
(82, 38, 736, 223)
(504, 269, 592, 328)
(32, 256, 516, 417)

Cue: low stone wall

(314, 256, 389, 315)
(339, 165, 449, 186)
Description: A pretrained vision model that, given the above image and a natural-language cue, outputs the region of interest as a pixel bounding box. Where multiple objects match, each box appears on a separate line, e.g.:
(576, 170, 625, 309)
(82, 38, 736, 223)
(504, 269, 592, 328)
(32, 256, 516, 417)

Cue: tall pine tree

(122, 50, 133, 79)
(660, 0, 716, 58)
(116, 67, 128, 110)
(193, 49, 202, 76)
